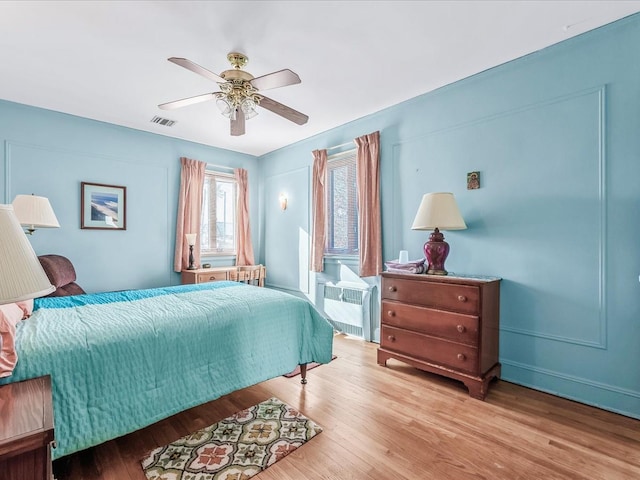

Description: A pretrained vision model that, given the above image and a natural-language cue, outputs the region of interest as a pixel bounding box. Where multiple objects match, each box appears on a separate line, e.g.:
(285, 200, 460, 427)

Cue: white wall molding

(502, 359, 639, 420)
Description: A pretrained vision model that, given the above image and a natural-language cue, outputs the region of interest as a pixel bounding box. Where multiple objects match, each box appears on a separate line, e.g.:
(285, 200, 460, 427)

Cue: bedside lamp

(12, 194, 60, 235)
(411, 192, 467, 276)
(0, 205, 55, 304)
(185, 233, 197, 270)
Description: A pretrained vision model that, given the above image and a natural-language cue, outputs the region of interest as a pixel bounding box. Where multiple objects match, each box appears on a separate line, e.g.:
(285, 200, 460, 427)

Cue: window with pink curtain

(174, 157, 206, 272)
(310, 149, 327, 272)
(234, 168, 255, 266)
(201, 171, 237, 255)
(355, 131, 382, 277)
(325, 151, 358, 255)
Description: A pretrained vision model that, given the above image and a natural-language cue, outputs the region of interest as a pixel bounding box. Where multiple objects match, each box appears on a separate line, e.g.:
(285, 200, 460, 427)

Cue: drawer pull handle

(456, 325, 466, 333)
(457, 295, 467, 302)
(388, 285, 397, 292)
(388, 310, 396, 317)
(209, 276, 216, 281)
(387, 335, 396, 342)
(457, 353, 466, 361)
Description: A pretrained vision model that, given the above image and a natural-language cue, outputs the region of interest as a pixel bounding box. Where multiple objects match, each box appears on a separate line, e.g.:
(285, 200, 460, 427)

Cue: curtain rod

(326, 141, 354, 151)
(328, 149, 356, 162)
(206, 163, 235, 171)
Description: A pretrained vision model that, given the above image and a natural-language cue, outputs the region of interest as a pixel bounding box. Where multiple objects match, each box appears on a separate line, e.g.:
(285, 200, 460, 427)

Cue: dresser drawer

(195, 271, 228, 283)
(382, 300, 479, 346)
(382, 277, 479, 315)
(381, 326, 479, 374)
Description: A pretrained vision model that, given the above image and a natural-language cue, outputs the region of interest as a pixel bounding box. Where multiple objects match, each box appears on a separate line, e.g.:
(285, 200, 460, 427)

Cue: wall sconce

(12, 194, 60, 235)
(279, 193, 288, 211)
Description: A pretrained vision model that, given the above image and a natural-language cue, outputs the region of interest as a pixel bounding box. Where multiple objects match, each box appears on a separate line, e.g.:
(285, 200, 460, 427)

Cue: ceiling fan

(159, 52, 308, 136)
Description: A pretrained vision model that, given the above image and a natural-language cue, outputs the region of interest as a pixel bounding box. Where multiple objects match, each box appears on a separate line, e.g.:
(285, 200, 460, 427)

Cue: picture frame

(81, 182, 127, 230)
(467, 171, 480, 190)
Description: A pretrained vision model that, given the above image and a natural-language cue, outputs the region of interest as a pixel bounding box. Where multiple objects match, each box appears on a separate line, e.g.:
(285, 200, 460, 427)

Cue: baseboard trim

(501, 359, 640, 420)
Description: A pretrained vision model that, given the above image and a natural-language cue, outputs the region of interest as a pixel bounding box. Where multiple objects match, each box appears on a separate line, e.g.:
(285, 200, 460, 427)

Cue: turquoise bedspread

(1, 282, 334, 459)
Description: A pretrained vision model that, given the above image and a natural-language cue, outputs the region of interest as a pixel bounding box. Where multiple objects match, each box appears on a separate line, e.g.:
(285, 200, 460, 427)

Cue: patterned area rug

(141, 397, 322, 480)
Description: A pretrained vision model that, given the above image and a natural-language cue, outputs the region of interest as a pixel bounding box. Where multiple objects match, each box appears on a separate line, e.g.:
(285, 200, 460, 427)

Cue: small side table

(0, 375, 55, 480)
(181, 266, 234, 285)
(182, 265, 267, 287)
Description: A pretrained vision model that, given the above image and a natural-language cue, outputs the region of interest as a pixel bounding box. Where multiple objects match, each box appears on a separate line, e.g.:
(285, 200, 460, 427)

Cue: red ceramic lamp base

(423, 228, 450, 275)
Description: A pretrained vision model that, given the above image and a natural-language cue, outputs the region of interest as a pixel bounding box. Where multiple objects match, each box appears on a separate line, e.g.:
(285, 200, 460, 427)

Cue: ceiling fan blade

(230, 108, 245, 136)
(250, 69, 301, 91)
(158, 92, 217, 110)
(168, 57, 226, 83)
(259, 96, 308, 125)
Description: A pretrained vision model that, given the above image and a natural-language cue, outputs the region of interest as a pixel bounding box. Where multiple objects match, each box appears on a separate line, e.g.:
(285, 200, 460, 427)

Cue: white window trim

(201, 169, 237, 257)
(325, 148, 359, 257)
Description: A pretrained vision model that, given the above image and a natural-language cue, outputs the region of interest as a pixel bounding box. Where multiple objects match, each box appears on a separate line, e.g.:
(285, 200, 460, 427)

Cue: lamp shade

(411, 192, 467, 231)
(12, 194, 60, 229)
(0, 205, 55, 304)
(185, 233, 197, 246)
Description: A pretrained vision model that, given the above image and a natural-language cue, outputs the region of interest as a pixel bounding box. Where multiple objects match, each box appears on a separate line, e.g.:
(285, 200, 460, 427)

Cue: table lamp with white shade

(0, 204, 55, 305)
(12, 194, 60, 235)
(411, 192, 467, 276)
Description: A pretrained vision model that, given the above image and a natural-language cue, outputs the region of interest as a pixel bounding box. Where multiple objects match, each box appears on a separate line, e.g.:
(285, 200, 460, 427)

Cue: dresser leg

(464, 363, 501, 400)
(377, 349, 389, 366)
(465, 380, 489, 400)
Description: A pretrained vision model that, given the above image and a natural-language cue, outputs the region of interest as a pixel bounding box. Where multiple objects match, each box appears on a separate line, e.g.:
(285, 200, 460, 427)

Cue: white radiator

(321, 281, 374, 341)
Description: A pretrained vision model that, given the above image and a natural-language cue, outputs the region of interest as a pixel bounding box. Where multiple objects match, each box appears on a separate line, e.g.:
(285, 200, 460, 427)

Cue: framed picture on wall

(81, 182, 127, 230)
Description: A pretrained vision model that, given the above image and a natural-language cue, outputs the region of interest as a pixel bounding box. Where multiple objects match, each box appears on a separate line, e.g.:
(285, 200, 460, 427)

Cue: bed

(0, 281, 334, 459)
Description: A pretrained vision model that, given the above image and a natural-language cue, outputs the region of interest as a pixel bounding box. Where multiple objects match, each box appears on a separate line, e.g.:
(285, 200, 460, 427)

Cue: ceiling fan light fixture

(216, 95, 233, 118)
(241, 98, 258, 119)
(162, 52, 308, 136)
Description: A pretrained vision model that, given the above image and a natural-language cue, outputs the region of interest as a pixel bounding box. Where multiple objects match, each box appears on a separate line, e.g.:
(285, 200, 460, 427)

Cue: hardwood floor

(53, 333, 640, 480)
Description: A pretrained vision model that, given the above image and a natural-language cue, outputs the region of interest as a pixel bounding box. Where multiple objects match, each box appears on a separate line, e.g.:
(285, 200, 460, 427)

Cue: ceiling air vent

(151, 116, 177, 127)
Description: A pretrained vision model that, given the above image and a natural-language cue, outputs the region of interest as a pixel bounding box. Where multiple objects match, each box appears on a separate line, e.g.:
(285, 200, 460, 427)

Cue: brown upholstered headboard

(38, 254, 86, 297)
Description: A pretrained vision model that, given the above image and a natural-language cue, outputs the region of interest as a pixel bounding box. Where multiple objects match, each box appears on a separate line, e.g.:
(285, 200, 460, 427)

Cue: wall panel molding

(392, 85, 607, 149)
(6, 139, 173, 289)
(390, 86, 607, 348)
(502, 359, 640, 420)
(3, 140, 11, 203)
(264, 166, 310, 294)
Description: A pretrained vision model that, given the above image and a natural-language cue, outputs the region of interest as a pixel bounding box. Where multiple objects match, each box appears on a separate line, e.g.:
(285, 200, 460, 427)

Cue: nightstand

(0, 375, 55, 480)
(181, 266, 235, 284)
(182, 265, 266, 287)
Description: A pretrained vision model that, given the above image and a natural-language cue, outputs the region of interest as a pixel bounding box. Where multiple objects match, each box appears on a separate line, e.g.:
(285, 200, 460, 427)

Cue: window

(200, 171, 237, 255)
(326, 151, 359, 255)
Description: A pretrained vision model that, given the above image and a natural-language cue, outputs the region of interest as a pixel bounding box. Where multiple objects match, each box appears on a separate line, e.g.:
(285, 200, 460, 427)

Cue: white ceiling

(1, 1, 639, 157)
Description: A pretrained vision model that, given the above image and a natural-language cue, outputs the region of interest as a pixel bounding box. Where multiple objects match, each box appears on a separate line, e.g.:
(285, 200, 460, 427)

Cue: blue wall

(0, 101, 257, 292)
(258, 15, 640, 418)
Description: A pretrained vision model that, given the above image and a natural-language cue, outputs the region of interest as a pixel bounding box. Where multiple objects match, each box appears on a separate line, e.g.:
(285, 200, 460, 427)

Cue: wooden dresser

(0, 375, 55, 480)
(378, 272, 501, 400)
